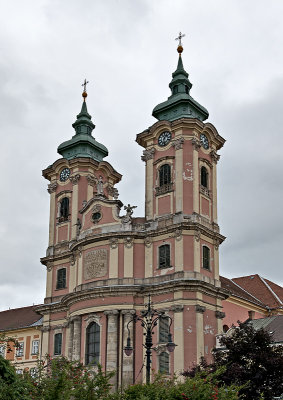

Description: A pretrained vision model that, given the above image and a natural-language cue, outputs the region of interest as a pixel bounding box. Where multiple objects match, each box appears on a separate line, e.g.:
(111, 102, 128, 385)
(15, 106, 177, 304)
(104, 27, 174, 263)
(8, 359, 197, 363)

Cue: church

(0, 35, 282, 383)
(35, 35, 229, 387)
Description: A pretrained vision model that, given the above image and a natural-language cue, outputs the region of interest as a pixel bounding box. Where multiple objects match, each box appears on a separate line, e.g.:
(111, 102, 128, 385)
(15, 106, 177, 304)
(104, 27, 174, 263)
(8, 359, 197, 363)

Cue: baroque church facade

(37, 41, 228, 387)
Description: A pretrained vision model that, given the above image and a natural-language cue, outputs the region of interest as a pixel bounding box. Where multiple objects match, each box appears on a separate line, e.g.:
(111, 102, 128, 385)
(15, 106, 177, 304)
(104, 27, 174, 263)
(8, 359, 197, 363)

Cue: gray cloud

(0, 0, 282, 310)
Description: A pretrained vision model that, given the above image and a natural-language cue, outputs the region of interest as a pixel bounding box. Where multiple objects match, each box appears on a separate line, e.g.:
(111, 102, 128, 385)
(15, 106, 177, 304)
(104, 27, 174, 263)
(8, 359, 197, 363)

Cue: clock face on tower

(158, 131, 172, 147)
(200, 133, 209, 150)
(60, 168, 70, 182)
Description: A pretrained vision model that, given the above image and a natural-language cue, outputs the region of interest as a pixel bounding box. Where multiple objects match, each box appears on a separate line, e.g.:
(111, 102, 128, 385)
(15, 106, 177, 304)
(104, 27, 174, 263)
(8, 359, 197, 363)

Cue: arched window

(159, 244, 170, 269)
(56, 268, 66, 289)
(173, 85, 178, 94)
(201, 166, 208, 188)
(54, 333, 62, 355)
(159, 352, 169, 374)
(202, 246, 210, 270)
(159, 316, 169, 343)
(85, 322, 100, 365)
(159, 164, 171, 187)
(60, 197, 69, 220)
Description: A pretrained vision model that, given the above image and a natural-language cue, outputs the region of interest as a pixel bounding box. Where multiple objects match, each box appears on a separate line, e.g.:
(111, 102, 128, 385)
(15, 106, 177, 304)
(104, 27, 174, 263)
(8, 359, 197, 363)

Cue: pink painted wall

(222, 300, 266, 328)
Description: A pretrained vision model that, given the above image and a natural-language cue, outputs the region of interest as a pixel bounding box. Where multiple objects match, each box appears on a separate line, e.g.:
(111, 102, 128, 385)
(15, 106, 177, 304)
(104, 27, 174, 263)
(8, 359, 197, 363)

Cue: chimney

(248, 310, 255, 320)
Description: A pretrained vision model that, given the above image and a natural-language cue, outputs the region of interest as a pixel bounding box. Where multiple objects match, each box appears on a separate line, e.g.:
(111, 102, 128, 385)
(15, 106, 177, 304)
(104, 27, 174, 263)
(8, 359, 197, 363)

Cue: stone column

(195, 305, 205, 361)
(72, 316, 81, 361)
(171, 305, 184, 374)
(122, 310, 135, 386)
(68, 320, 74, 361)
(104, 310, 119, 389)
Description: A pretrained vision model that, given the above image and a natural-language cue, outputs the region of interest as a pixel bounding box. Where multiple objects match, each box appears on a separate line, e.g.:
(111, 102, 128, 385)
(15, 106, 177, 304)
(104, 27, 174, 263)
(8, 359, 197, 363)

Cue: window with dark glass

(203, 246, 210, 270)
(185, 85, 189, 94)
(159, 164, 171, 187)
(201, 166, 208, 188)
(159, 352, 169, 374)
(16, 342, 24, 357)
(173, 85, 178, 94)
(54, 333, 62, 355)
(159, 245, 170, 269)
(56, 268, 66, 289)
(85, 322, 100, 365)
(159, 316, 169, 343)
(60, 197, 69, 220)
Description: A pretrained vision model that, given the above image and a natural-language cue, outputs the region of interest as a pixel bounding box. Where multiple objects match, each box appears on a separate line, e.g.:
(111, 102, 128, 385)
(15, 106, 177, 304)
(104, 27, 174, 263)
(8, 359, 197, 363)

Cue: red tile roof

(220, 276, 266, 308)
(232, 274, 283, 310)
(0, 305, 42, 332)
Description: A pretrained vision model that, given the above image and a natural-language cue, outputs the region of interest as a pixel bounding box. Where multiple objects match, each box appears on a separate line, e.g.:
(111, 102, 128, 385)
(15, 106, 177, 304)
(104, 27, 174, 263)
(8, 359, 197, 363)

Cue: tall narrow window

(56, 268, 66, 289)
(159, 352, 169, 374)
(159, 316, 169, 343)
(173, 85, 178, 94)
(0, 345, 5, 357)
(85, 322, 100, 365)
(203, 246, 210, 270)
(159, 245, 170, 269)
(201, 166, 208, 188)
(16, 342, 24, 357)
(185, 85, 189, 94)
(31, 340, 39, 355)
(60, 197, 69, 221)
(159, 164, 171, 187)
(54, 333, 62, 355)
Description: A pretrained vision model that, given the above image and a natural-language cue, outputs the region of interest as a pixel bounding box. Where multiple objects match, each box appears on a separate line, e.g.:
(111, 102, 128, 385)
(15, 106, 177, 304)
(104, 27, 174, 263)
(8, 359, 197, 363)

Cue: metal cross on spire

(175, 32, 185, 46)
(82, 79, 89, 92)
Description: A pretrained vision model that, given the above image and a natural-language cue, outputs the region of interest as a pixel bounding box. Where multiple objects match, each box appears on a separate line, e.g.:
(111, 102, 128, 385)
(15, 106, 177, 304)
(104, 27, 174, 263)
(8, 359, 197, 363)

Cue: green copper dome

(58, 99, 108, 161)
(152, 53, 209, 122)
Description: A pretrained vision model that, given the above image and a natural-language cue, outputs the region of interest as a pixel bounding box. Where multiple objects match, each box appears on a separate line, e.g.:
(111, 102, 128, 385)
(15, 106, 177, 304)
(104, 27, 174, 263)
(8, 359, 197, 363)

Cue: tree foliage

(0, 355, 241, 400)
(183, 321, 283, 400)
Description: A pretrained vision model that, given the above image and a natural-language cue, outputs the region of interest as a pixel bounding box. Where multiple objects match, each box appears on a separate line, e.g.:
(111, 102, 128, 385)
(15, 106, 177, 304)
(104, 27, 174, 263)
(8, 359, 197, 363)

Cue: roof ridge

(259, 276, 283, 306)
(231, 278, 265, 306)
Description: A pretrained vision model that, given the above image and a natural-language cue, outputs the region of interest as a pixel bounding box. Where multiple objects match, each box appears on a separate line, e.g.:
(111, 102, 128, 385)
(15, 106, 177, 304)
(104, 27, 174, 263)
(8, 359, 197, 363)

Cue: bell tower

(137, 35, 225, 278)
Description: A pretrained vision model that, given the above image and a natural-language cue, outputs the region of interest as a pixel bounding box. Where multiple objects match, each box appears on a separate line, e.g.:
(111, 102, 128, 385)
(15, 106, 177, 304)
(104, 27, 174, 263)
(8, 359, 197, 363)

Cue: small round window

(92, 212, 102, 223)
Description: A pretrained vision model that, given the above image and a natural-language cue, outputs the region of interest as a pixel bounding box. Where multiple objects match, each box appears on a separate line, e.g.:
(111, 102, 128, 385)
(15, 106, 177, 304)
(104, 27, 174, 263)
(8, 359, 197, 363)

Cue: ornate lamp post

(124, 296, 176, 385)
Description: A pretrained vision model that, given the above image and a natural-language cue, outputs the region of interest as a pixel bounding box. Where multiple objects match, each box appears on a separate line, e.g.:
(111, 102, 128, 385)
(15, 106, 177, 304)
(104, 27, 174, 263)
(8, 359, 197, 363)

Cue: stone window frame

(56, 267, 67, 290)
(158, 313, 170, 343)
(157, 243, 172, 269)
(202, 244, 211, 270)
(155, 159, 174, 197)
(0, 344, 5, 358)
(84, 316, 102, 366)
(16, 342, 24, 357)
(31, 339, 39, 355)
(54, 332, 62, 356)
(56, 191, 72, 224)
(199, 159, 212, 198)
(158, 351, 170, 375)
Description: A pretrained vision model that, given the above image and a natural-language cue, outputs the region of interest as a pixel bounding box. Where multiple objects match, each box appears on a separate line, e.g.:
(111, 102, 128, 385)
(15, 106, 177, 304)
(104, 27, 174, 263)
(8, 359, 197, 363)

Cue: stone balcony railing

(155, 182, 174, 196)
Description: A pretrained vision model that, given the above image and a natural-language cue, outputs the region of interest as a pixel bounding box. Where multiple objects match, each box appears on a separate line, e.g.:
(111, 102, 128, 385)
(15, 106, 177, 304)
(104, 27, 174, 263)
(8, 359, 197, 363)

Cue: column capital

(171, 137, 184, 150)
(47, 182, 57, 194)
(70, 315, 81, 323)
(121, 309, 136, 316)
(170, 304, 184, 313)
(104, 310, 119, 316)
(195, 304, 206, 314)
(141, 148, 155, 162)
(215, 311, 225, 319)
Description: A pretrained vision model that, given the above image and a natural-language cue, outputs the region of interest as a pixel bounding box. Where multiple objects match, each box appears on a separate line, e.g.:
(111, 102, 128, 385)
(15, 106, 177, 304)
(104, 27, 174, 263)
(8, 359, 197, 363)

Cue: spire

(57, 80, 108, 161)
(152, 33, 208, 122)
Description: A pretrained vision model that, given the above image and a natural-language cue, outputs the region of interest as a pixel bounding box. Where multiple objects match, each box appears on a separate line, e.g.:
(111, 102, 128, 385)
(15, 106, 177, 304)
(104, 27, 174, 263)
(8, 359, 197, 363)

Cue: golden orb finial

(175, 32, 185, 54)
(81, 79, 89, 101)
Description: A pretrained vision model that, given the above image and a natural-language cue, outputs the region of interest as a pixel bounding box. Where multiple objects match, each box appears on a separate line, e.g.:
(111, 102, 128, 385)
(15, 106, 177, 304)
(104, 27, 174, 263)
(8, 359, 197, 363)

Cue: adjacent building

(0, 305, 42, 374)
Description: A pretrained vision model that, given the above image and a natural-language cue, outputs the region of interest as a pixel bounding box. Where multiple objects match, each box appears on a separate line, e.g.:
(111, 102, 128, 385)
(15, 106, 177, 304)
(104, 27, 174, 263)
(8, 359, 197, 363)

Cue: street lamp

(124, 295, 176, 384)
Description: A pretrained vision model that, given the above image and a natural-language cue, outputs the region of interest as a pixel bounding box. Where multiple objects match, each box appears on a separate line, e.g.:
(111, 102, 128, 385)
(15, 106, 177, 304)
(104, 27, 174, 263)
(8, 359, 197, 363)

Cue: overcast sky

(0, 0, 282, 311)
